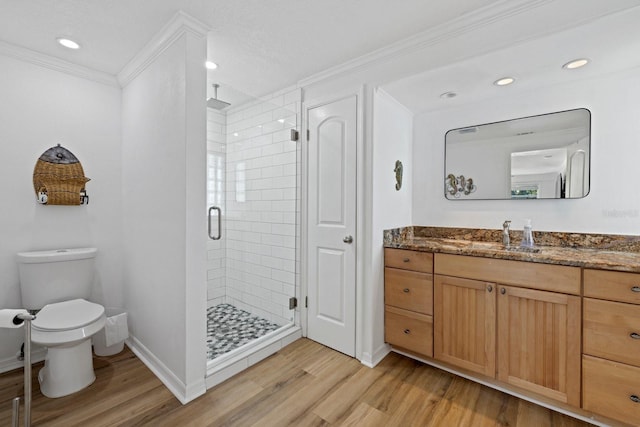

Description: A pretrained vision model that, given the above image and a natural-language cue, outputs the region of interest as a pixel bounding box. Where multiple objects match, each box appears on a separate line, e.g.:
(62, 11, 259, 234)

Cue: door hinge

(290, 129, 299, 142)
(305, 296, 308, 308)
(306, 129, 310, 141)
(289, 297, 297, 310)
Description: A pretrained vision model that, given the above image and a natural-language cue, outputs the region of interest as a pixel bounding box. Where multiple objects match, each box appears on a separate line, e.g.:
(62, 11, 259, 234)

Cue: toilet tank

(16, 248, 97, 311)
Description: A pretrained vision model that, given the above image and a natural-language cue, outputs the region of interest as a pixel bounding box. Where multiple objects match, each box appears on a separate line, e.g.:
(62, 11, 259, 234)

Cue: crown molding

(298, 0, 555, 88)
(117, 10, 210, 88)
(0, 40, 119, 87)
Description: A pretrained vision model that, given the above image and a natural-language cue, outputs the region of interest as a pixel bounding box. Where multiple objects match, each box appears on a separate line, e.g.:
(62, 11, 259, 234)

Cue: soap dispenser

(521, 219, 534, 248)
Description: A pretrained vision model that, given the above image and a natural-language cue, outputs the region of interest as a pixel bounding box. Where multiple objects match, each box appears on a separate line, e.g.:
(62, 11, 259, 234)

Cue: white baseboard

(0, 348, 46, 374)
(360, 343, 391, 368)
(125, 336, 206, 405)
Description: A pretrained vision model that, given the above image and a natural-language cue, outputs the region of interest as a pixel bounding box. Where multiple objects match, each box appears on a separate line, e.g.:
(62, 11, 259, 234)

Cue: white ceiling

(2, 0, 639, 108)
(382, 2, 640, 114)
(0, 0, 496, 101)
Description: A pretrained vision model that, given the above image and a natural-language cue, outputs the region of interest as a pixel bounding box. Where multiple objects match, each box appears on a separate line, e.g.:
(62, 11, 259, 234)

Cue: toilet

(17, 248, 105, 398)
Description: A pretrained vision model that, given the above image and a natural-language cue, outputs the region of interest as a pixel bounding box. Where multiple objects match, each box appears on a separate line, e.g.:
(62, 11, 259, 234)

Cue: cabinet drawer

(385, 248, 433, 273)
(584, 269, 640, 304)
(583, 355, 640, 426)
(385, 268, 433, 315)
(584, 298, 640, 367)
(434, 254, 580, 295)
(385, 305, 433, 357)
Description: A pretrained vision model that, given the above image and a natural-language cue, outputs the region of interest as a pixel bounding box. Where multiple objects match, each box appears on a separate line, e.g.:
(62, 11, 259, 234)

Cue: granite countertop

(384, 226, 640, 273)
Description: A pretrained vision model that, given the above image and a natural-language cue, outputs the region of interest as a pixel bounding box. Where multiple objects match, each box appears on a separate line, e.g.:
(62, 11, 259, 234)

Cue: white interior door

(306, 95, 357, 356)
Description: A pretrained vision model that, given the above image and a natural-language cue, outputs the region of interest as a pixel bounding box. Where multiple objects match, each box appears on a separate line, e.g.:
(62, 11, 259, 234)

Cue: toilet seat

(31, 299, 105, 347)
(33, 299, 104, 331)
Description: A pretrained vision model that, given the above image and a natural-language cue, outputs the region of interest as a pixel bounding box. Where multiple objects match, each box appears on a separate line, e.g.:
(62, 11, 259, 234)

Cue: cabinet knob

(403, 288, 410, 293)
(500, 288, 506, 295)
(403, 258, 410, 263)
(631, 332, 640, 340)
(487, 285, 493, 293)
(403, 329, 411, 335)
(632, 286, 640, 293)
(630, 395, 640, 403)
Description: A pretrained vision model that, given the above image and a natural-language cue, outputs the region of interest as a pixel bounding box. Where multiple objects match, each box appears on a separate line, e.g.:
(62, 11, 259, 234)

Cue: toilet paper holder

(9, 312, 36, 427)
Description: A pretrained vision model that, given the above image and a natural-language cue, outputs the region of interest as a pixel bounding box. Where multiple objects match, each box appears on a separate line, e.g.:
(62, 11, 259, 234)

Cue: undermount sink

(505, 246, 541, 253)
(468, 241, 501, 249)
(447, 240, 541, 254)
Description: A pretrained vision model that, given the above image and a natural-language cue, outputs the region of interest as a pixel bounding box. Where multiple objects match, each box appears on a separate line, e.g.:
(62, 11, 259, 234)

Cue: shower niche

(204, 83, 301, 371)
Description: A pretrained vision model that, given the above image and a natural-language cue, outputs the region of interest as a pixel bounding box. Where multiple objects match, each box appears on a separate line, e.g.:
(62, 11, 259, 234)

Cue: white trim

(300, 93, 309, 338)
(360, 343, 391, 368)
(125, 337, 206, 405)
(392, 349, 616, 427)
(0, 347, 46, 374)
(355, 85, 366, 362)
(0, 40, 119, 87)
(117, 11, 210, 87)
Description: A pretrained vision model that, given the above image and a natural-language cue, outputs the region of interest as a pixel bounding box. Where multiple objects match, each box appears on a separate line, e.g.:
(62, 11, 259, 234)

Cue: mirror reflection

(444, 108, 590, 200)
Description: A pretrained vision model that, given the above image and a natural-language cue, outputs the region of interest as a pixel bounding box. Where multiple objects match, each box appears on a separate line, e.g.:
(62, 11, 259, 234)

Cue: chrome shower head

(207, 84, 230, 110)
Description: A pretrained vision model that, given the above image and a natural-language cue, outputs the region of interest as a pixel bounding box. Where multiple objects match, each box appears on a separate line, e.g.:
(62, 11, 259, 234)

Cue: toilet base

(38, 339, 96, 398)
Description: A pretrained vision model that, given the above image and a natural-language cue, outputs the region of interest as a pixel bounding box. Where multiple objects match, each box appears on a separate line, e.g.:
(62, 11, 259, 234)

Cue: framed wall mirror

(444, 108, 590, 200)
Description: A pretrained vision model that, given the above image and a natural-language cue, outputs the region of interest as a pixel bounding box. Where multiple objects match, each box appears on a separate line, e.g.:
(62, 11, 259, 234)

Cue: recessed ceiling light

(440, 91, 457, 99)
(205, 61, 218, 70)
(562, 58, 589, 70)
(57, 37, 80, 50)
(494, 77, 515, 86)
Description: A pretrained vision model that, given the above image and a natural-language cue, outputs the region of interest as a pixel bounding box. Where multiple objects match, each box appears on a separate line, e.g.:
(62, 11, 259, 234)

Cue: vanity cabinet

(582, 269, 640, 426)
(384, 248, 434, 357)
(434, 254, 581, 406)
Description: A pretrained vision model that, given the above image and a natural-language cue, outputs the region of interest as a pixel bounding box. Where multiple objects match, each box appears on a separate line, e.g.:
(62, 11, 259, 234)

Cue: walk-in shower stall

(204, 83, 301, 381)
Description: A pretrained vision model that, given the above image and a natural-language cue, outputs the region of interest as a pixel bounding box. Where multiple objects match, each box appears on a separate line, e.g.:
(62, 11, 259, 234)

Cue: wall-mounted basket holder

(32, 144, 90, 205)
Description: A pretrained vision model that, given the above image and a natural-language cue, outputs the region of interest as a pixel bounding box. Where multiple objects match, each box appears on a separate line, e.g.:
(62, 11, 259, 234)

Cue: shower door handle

(208, 206, 221, 240)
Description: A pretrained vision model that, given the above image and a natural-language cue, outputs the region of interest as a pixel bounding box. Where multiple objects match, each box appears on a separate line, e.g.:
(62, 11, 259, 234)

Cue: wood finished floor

(0, 338, 594, 427)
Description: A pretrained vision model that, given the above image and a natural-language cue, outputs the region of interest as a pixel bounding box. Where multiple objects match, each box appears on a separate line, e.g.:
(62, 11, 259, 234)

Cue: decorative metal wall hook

(394, 160, 403, 191)
(446, 173, 477, 198)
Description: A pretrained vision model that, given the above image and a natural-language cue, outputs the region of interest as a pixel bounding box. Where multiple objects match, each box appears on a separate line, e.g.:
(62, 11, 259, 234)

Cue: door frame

(300, 87, 365, 361)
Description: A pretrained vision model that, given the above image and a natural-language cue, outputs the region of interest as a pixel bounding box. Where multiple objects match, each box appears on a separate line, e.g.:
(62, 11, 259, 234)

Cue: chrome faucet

(502, 220, 511, 247)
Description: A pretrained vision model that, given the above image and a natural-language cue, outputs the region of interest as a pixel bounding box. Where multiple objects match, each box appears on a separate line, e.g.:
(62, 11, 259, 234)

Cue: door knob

(343, 235, 353, 244)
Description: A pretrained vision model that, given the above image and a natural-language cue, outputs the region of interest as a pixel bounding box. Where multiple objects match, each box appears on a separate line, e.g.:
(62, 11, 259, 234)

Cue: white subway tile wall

(206, 88, 301, 326)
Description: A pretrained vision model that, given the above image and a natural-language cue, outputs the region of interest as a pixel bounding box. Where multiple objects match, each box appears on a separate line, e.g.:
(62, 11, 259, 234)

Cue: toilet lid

(32, 299, 104, 331)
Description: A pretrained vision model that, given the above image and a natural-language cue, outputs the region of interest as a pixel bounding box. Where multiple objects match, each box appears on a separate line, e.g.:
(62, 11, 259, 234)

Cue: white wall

(365, 88, 413, 364)
(121, 27, 207, 402)
(413, 67, 640, 234)
(0, 54, 123, 371)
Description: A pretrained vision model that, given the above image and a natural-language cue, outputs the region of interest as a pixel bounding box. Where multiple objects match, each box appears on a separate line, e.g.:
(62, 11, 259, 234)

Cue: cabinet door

(497, 286, 581, 406)
(434, 275, 496, 377)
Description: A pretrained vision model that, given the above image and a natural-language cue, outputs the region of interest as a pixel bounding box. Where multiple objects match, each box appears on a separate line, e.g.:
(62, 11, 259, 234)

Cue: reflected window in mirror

(444, 108, 590, 200)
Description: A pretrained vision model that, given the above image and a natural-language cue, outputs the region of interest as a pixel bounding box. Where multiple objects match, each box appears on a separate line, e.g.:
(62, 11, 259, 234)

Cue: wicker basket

(33, 144, 90, 205)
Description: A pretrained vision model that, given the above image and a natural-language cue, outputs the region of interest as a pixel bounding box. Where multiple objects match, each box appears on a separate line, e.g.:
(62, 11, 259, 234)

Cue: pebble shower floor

(206, 303, 281, 360)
